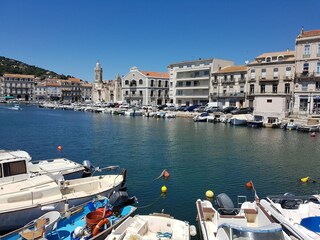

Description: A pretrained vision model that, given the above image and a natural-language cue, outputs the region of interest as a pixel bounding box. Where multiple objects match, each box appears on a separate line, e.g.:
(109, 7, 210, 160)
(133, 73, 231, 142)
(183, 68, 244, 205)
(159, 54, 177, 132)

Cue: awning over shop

(4, 96, 14, 99)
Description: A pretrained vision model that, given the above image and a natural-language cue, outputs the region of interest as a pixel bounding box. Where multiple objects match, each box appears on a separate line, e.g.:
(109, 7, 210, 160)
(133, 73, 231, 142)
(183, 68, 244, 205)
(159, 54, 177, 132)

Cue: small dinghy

(2, 192, 137, 240)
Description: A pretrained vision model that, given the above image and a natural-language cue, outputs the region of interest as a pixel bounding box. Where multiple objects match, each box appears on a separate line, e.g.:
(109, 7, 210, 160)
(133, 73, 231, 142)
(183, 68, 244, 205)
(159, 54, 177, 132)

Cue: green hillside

(0, 56, 72, 80)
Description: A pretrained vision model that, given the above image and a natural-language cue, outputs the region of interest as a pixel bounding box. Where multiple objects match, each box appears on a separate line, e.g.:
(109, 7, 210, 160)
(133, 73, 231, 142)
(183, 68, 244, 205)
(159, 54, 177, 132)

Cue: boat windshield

(219, 223, 285, 240)
(231, 228, 285, 240)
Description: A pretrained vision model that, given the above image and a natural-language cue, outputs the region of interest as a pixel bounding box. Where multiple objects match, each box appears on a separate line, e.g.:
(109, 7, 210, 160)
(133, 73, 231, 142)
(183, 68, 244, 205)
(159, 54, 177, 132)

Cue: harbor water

(1, 104, 320, 227)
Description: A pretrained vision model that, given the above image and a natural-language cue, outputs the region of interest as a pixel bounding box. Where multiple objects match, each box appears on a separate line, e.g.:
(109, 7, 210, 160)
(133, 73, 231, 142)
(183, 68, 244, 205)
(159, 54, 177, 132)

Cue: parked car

(185, 105, 201, 112)
(194, 106, 206, 112)
(231, 107, 253, 114)
(222, 106, 237, 114)
(164, 105, 177, 111)
(176, 105, 187, 111)
(157, 104, 168, 110)
(206, 107, 223, 113)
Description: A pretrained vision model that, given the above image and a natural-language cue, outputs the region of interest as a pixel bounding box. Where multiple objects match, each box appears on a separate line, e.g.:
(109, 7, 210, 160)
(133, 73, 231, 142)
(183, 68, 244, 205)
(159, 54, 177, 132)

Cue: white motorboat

(165, 112, 176, 118)
(124, 109, 143, 116)
(286, 119, 297, 130)
(0, 168, 126, 231)
(194, 112, 209, 122)
(106, 213, 196, 240)
(196, 193, 291, 240)
(260, 193, 320, 240)
(230, 114, 253, 125)
(9, 104, 22, 110)
(0, 149, 93, 181)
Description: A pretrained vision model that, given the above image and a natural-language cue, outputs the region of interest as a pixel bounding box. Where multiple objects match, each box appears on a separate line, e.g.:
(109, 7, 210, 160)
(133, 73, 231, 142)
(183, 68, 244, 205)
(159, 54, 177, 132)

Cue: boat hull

(247, 121, 263, 128)
(0, 175, 124, 231)
(230, 118, 247, 125)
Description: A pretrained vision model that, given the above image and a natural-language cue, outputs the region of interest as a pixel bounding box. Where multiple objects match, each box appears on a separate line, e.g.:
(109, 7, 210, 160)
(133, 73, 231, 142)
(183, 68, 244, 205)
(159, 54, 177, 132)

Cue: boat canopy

(218, 223, 285, 240)
(4, 96, 14, 99)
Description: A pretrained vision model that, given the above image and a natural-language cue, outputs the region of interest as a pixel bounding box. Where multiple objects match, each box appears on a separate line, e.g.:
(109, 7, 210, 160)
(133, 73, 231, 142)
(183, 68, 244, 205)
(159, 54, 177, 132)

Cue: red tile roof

(256, 50, 295, 59)
(4, 73, 34, 78)
(301, 30, 320, 37)
(140, 71, 169, 79)
(68, 77, 81, 82)
(216, 66, 247, 73)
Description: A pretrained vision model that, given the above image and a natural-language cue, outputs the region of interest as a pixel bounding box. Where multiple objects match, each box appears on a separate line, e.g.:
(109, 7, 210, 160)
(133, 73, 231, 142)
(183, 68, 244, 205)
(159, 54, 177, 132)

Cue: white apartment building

(2, 73, 35, 101)
(246, 50, 295, 119)
(293, 28, 320, 115)
(122, 67, 169, 106)
(168, 58, 233, 106)
(210, 66, 246, 108)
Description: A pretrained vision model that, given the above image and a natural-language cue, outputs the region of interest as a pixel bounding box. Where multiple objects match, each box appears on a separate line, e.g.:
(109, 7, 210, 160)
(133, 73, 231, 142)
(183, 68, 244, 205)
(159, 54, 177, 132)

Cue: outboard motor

(82, 160, 93, 177)
(109, 191, 138, 207)
(215, 193, 238, 215)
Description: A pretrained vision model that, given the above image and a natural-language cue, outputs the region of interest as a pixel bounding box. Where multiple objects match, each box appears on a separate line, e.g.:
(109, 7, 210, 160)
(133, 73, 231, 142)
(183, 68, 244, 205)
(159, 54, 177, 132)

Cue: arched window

(139, 79, 143, 85)
(277, 55, 284, 61)
(130, 80, 136, 86)
(265, 57, 271, 62)
(125, 80, 129, 85)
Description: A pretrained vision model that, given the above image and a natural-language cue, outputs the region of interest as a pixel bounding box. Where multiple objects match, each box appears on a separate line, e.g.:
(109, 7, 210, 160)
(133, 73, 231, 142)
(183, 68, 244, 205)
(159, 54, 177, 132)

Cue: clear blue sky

(1, 0, 319, 82)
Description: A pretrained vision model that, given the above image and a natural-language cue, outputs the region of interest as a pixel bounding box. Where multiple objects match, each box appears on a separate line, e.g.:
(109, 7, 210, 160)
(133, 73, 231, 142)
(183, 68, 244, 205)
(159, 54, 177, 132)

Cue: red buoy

(57, 145, 63, 151)
(163, 169, 170, 179)
(246, 181, 253, 189)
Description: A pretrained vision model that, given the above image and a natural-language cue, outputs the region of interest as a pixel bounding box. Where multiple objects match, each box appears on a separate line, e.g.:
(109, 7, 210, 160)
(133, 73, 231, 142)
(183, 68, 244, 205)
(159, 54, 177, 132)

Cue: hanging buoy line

(153, 169, 170, 181)
(135, 195, 162, 209)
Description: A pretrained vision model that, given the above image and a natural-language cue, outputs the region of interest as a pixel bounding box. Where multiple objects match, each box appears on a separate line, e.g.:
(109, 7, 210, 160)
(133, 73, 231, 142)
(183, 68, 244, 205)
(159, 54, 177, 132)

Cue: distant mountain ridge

(0, 56, 73, 80)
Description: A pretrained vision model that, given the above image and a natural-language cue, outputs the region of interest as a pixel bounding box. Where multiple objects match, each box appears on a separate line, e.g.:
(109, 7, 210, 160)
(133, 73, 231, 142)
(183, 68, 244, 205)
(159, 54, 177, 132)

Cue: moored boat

(193, 112, 209, 122)
(196, 192, 291, 240)
(230, 114, 253, 126)
(9, 104, 22, 110)
(0, 163, 127, 231)
(247, 115, 264, 128)
(0, 149, 93, 181)
(286, 119, 297, 130)
(1, 193, 137, 240)
(105, 212, 196, 240)
(260, 193, 320, 240)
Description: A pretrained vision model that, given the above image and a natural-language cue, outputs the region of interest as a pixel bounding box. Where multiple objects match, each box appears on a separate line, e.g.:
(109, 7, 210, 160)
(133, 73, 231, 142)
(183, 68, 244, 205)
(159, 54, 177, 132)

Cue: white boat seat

(20, 211, 60, 239)
(20, 218, 47, 240)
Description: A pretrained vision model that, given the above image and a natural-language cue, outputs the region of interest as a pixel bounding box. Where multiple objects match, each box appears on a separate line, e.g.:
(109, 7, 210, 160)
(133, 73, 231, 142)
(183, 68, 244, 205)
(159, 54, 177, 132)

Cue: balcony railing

(210, 92, 245, 98)
(247, 91, 292, 96)
(295, 72, 320, 79)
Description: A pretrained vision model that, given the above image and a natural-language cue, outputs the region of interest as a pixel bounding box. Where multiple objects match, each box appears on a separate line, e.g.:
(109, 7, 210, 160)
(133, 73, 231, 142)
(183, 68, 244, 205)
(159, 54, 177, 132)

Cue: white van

(204, 102, 218, 108)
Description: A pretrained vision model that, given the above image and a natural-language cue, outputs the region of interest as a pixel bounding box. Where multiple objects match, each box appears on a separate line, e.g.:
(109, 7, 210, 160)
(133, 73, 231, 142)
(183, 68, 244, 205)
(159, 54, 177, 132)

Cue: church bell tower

(94, 62, 103, 83)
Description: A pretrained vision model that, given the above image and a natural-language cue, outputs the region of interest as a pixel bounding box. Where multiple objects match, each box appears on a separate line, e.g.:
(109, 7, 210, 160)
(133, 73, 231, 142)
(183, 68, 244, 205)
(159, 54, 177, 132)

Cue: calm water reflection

(1, 104, 320, 226)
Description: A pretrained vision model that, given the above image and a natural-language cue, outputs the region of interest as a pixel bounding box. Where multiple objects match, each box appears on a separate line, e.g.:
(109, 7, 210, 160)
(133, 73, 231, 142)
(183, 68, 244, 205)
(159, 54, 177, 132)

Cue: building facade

(168, 58, 233, 106)
(1, 73, 35, 101)
(92, 62, 122, 103)
(81, 82, 93, 101)
(210, 66, 247, 108)
(122, 67, 169, 106)
(246, 50, 295, 119)
(293, 28, 320, 115)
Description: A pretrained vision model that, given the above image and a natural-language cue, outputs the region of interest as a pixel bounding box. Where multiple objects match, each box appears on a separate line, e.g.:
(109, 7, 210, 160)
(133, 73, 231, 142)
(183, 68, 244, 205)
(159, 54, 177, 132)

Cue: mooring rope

(153, 170, 166, 181)
(135, 195, 163, 209)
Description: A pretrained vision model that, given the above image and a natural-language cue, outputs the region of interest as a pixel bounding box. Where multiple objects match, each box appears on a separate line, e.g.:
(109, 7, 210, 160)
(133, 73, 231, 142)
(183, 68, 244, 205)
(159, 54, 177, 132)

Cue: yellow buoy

(300, 176, 309, 183)
(161, 185, 167, 193)
(206, 190, 214, 198)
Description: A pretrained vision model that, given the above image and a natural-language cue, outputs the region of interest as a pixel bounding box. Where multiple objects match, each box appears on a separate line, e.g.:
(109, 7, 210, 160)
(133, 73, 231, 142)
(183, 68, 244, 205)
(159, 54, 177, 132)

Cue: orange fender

(92, 218, 110, 236)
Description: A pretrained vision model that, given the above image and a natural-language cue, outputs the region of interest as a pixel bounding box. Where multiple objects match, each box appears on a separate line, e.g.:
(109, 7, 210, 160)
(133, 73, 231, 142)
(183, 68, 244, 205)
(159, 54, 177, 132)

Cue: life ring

(92, 218, 110, 236)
